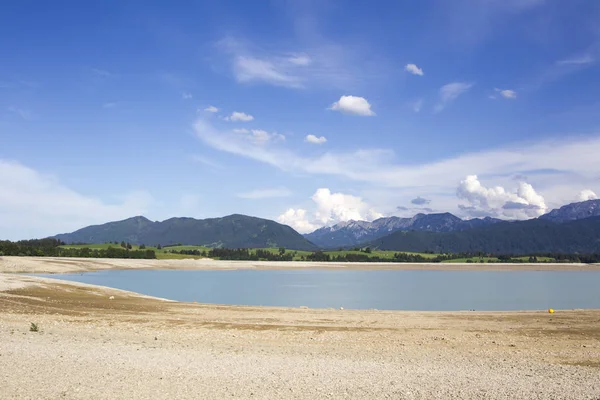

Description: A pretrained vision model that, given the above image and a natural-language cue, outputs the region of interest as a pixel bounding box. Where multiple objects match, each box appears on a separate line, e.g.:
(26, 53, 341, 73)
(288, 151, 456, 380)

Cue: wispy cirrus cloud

(237, 187, 292, 199)
(7, 106, 34, 120)
(556, 54, 594, 66)
(434, 82, 473, 112)
(215, 36, 382, 90)
(91, 68, 116, 78)
(194, 118, 600, 216)
(0, 160, 153, 240)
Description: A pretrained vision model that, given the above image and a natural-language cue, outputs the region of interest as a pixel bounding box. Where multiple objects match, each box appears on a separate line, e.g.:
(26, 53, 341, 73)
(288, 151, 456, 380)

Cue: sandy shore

(1, 258, 600, 399)
(1, 256, 599, 274)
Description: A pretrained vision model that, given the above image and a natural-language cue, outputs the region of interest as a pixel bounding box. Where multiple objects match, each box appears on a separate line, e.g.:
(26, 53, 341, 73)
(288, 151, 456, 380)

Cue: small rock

(339, 307, 344, 310)
(109, 296, 115, 300)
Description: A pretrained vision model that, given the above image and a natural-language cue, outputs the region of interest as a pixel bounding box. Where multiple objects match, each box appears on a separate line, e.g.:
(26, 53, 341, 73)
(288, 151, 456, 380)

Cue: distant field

(59, 244, 559, 263)
(442, 256, 556, 263)
(325, 250, 438, 259)
(60, 243, 208, 260)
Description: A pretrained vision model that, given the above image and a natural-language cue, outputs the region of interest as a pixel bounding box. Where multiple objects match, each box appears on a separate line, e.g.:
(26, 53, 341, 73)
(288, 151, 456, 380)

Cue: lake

(37, 269, 600, 311)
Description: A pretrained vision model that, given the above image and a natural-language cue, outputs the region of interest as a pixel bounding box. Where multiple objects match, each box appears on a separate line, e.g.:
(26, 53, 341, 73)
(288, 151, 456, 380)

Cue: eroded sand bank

(1, 258, 599, 399)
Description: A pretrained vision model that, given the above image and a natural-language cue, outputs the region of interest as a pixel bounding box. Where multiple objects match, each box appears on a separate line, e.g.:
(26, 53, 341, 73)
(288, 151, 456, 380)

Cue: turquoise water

(37, 269, 600, 311)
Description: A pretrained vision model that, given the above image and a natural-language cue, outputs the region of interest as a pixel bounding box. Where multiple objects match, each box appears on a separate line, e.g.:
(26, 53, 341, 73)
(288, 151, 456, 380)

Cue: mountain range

(53, 214, 318, 251)
(49, 199, 600, 255)
(304, 213, 502, 249)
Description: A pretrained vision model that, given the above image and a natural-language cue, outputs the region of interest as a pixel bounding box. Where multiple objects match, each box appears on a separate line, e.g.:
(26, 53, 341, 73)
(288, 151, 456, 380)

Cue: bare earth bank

(1, 256, 600, 274)
(1, 258, 599, 399)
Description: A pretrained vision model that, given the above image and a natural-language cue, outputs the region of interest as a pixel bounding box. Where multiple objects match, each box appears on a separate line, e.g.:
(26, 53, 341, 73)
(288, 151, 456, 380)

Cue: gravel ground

(1, 270, 599, 399)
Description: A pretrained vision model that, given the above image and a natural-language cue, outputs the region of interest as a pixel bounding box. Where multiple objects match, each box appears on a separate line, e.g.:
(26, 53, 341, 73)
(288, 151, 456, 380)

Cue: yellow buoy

(548, 308, 554, 314)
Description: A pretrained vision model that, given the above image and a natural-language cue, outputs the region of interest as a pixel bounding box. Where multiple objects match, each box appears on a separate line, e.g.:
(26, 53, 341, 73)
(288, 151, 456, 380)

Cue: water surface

(38, 269, 600, 311)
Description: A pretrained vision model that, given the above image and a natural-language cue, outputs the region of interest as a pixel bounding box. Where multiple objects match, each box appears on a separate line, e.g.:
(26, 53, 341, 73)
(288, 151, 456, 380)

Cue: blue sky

(2, 0, 600, 239)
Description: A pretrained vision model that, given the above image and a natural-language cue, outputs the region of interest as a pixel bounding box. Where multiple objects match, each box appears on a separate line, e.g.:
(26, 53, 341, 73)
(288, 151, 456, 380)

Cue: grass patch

(29, 322, 39, 332)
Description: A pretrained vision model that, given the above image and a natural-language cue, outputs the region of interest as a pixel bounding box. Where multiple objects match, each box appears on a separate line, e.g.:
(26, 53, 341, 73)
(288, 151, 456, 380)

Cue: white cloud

(7, 106, 33, 120)
(226, 111, 254, 122)
(305, 134, 327, 144)
(435, 82, 473, 112)
(576, 189, 598, 202)
(556, 54, 594, 66)
(215, 37, 379, 90)
(231, 127, 284, 145)
(287, 54, 312, 66)
(0, 160, 153, 240)
(203, 105, 219, 113)
(494, 88, 517, 99)
(182, 92, 193, 100)
(412, 99, 423, 113)
(102, 102, 117, 108)
(329, 95, 375, 116)
(192, 155, 221, 169)
(277, 208, 318, 233)
(249, 129, 285, 145)
(194, 118, 600, 218)
(277, 188, 382, 233)
(404, 63, 424, 76)
(237, 187, 292, 199)
(457, 175, 547, 219)
(234, 56, 304, 88)
(91, 68, 115, 78)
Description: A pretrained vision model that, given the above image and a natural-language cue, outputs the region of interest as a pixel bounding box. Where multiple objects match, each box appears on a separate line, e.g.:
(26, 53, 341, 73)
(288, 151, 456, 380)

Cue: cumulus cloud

(277, 209, 318, 233)
(411, 196, 431, 205)
(237, 187, 292, 199)
(305, 134, 327, 144)
(203, 105, 219, 113)
(0, 160, 153, 240)
(182, 92, 193, 100)
(494, 88, 517, 99)
(576, 189, 598, 202)
(226, 111, 254, 122)
(404, 63, 424, 76)
(435, 82, 473, 112)
(194, 118, 600, 216)
(232, 128, 284, 145)
(277, 188, 382, 233)
(457, 175, 547, 219)
(329, 95, 375, 116)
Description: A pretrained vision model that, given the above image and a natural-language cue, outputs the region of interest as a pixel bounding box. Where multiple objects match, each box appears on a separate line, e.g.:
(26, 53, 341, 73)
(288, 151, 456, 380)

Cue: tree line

(2, 238, 600, 263)
(0, 239, 156, 259)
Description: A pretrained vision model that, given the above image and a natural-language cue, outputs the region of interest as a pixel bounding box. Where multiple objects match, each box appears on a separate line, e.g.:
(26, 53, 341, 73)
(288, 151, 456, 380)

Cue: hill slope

(53, 214, 318, 251)
(368, 217, 600, 255)
(539, 199, 600, 223)
(305, 213, 501, 248)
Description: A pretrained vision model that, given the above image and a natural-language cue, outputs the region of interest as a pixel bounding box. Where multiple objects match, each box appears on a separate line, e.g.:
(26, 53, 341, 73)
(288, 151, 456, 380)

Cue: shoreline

(2, 255, 599, 275)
